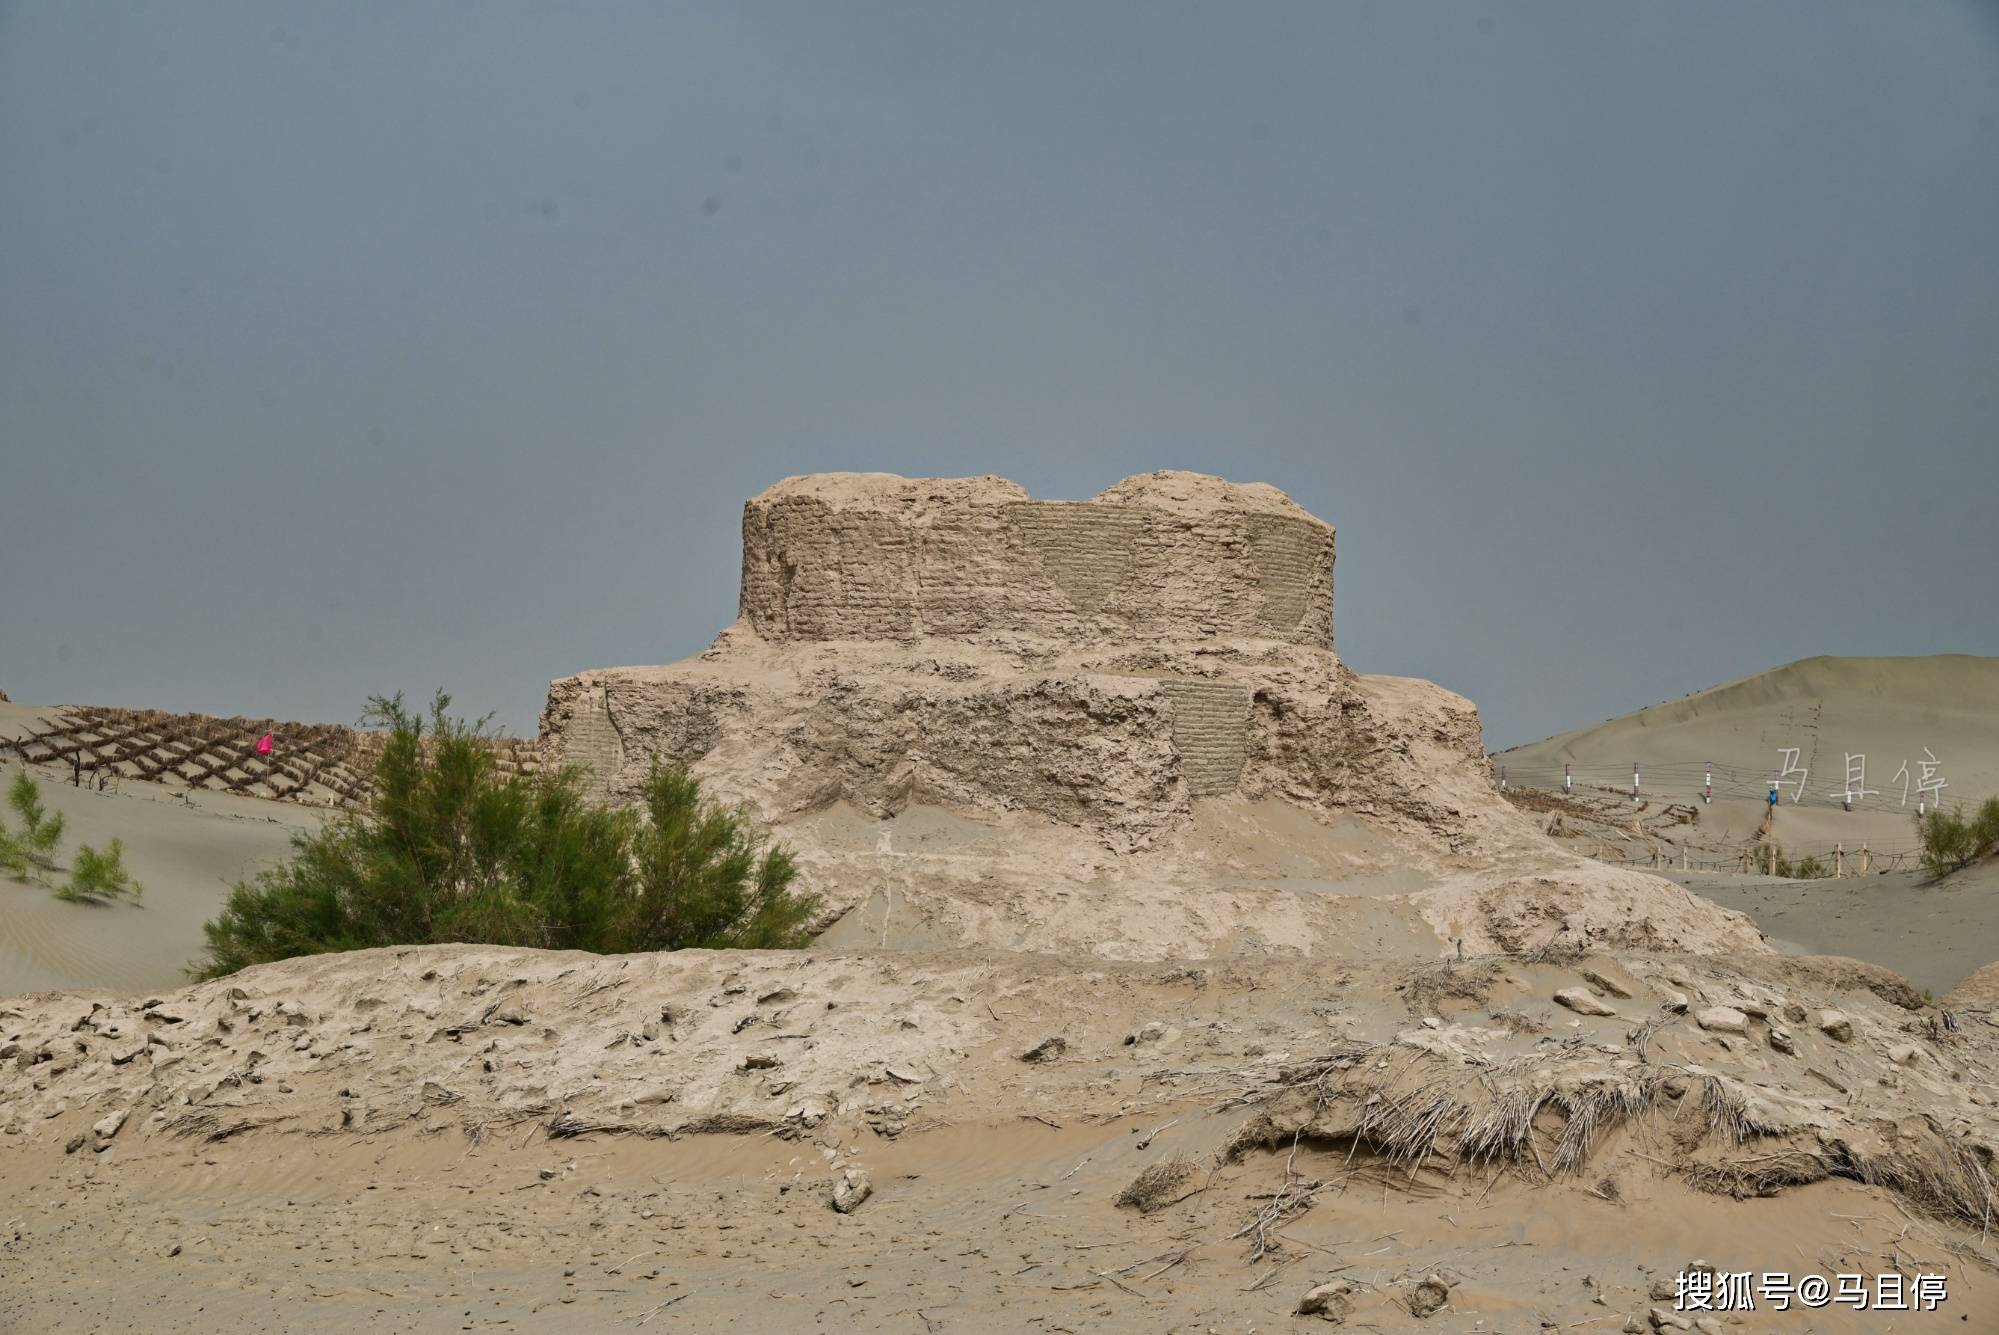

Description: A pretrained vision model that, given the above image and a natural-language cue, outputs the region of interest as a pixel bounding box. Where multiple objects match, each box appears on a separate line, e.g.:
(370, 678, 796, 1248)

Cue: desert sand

(4, 475, 1996, 1333)
(0, 753, 320, 995)
(1496, 654, 1999, 816)
(1666, 862, 1999, 998)
(1494, 654, 1999, 996)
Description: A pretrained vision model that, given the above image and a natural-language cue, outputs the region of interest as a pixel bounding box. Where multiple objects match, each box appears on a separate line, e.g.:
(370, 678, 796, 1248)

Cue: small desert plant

(60, 838, 143, 903)
(0, 769, 67, 884)
(1918, 798, 1999, 877)
(191, 691, 819, 979)
(1770, 850, 1827, 879)
(1972, 796, 1999, 860)
(1113, 1154, 1200, 1213)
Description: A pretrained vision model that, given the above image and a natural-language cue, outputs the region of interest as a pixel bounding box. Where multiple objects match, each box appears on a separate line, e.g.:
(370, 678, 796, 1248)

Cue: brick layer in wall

(1005, 502, 1148, 614)
(564, 686, 625, 799)
(1158, 679, 1251, 796)
(1245, 513, 1326, 633)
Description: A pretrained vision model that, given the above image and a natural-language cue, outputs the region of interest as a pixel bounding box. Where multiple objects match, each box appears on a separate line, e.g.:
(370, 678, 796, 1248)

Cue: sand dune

(1498, 654, 1999, 809)
(0, 757, 320, 995)
(1498, 654, 1998, 877)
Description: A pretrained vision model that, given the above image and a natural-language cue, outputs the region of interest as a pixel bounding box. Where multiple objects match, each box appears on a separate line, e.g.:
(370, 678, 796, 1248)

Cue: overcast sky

(2, 2, 1995, 748)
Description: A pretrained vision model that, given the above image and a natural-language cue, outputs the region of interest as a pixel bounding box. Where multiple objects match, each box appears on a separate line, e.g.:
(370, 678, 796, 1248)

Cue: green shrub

(0, 769, 66, 884)
(1918, 802, 1993, 878)
(60, 838, 143, 903)
(190, 691, 818, 980)
(1971, 796, 1999, 860)
(1770, 850, 1827, 879)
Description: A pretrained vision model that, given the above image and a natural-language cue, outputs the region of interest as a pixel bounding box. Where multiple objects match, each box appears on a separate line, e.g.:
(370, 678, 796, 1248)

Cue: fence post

(1498, 765, 1507, 791)
(1564, 763, 1572, 796)
(1680, 844, 1688, 871)
(1632, 763, 1641, 804)
(1861, 844, 1871, 875)
(1835, 843, 1844, 878)
(1704, 762, 1712, 805)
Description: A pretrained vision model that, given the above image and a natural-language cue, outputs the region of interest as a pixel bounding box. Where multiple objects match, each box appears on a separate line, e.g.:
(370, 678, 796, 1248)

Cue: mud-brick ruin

(539, 471, 1757, 960)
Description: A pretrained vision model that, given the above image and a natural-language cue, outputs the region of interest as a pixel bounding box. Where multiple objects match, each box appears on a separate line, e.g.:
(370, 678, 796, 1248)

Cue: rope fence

(1491, 758, 1991, 879)
(1492, 757, 1989, 817)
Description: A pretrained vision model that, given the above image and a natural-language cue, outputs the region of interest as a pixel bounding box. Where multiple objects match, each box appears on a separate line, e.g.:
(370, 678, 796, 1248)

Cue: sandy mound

(4, 941, 1996, 1328)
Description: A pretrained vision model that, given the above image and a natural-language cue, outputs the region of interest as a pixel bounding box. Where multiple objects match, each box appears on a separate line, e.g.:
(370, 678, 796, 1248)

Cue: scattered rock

(1695, 1007, 1747, 1036)
(1819, 1010, 1853, 1042)
(1887, 1043, 1924, 1065)
(1768, 1026, 1796, 1056)
(1660, 991, 1689, 1014)
(1731, 990, 1776, 1020)
(1406, 1273, 1450, 1317)
(106, 1036, 149, 1066)
(1581, 968, 1632, 999)
(1297, 1279, 1354, 1321)
(1648, 1308, 1692, 1331)
(91, 1109, 128, 1143)
(1130, 1021, 1167, 1044)
(1555, 989, 1617, 1017)
(1019, 1037, 1067, 1063)
(829, 1166, 872, 1214)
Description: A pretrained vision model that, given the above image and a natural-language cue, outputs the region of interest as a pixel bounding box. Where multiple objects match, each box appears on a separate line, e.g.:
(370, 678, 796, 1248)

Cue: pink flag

(256, 733, 273, 756)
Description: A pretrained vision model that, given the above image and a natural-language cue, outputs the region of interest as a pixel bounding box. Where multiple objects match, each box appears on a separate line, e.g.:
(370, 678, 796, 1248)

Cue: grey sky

(3, 2, 1995, 749)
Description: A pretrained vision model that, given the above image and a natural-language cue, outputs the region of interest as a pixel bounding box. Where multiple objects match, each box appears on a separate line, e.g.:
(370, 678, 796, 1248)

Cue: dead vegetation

(1216, 1038, 1999, 1266)
(1833, 1133, 1999, 1237)
(1683, 1150, 1830, 1199)
(1400, 956, 1503, 1014)
(1113, 1153, 1200, 1213)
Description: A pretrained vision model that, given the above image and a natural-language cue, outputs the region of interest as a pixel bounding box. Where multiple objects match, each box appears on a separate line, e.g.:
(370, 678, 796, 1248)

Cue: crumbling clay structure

(541, 472, 1760, 960)
(18, 473, 1999, 1332)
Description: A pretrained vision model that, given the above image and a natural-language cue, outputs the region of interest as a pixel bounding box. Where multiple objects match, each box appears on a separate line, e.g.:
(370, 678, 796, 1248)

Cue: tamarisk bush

(192, 691, 817, 979)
